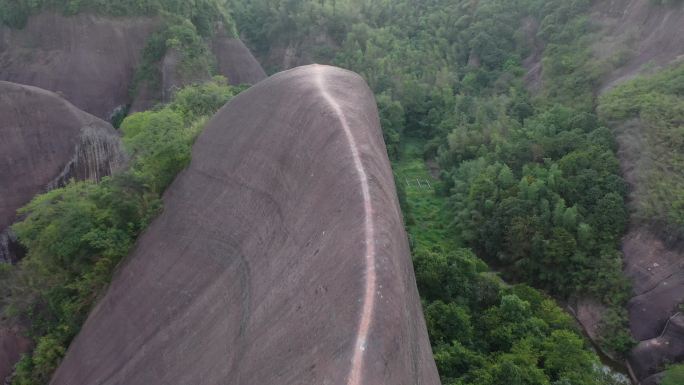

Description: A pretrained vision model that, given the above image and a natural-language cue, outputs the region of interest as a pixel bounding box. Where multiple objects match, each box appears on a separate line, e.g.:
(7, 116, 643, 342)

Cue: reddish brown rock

(49, 65, 440, 385)
(212, 36, 268, 85)
(623, 230, 684, 341)
(0, 81, 125, 261)
(0, 12, 159, 119)
(629, 313, 684, 379)
(592, 0, 684, 92)
(0, 327, 31, 382)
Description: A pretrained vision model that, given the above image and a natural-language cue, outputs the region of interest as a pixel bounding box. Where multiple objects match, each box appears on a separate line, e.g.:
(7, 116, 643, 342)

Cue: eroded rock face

(629, 313, 684, 379)
(212, 36, 267, 85)
(0, 81, 125, 261)
(592, 0, 684, 91)
(0, 327, 31, 382)
(0, 12, 159, 119)
(622, 229, 684, 380)
(49, 65, 440, 385)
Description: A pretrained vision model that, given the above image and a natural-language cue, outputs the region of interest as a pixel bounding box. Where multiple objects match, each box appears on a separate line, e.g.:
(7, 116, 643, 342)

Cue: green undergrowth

(663, 364, 684, 385)
(3, 78, 240, 385)
(395, 138, 626, 385)
(394, 139, 454, 252)
(130, 15, 219, 104)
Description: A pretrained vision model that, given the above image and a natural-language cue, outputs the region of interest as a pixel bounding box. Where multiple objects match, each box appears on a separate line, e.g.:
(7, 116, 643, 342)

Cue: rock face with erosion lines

(0, 12, 159, 119)
(629, 313, 684, 379)
(0, 12, 266, 118)
(0, 80, 124, 381)
(0, 81, 125, 262)
(49, 65, 440, 385)
(212, 35, 268, 86)
(623, 229, 684, 379)
(592, 0, 684, 91)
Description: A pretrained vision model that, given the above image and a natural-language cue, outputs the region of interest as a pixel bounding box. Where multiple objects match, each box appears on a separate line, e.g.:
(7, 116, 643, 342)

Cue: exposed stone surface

(587, 3, 684, 382)
(573, 298, 606, 342)
(0, 12, 158, 119)
(212, 36, 267, 85)
(592, 0, 684, 92)
(0, 327, 31, 383)
(624, 230, 684, 341)
(49, 65, 440, 385)
(629, 313, 684, 379)
(0, 81, 125, 260)
(642, 372, 666, 385)
(521, 17, 543, 92)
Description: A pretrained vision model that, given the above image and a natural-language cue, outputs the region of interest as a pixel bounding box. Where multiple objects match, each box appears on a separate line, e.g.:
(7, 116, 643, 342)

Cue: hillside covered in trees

(229, 0, 684, 383)
(0, 0, 683, 384)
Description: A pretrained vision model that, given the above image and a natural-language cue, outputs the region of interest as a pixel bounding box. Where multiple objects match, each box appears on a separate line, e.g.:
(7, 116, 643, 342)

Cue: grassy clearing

(393, 138, 456, 253)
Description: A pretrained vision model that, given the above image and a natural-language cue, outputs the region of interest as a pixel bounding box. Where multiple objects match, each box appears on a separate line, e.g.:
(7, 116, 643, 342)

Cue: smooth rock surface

(49, 65, 440, 385)
(0, 81, 125, 257)
(0, 12, 158, 119)
(629, 313, 684, 379)
(212, 37, 268, 85)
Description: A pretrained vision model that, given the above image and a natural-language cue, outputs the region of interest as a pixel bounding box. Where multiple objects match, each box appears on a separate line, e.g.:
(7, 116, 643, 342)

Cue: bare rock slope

(0, 12, 158, 119)
(592, 0, 684, 91)
(0, 81, 124, 248)
(49, 65, 440, 385)
(0, 12, 266, 119)
(0, 80, 125, 379)
(212, 36, 268, 85)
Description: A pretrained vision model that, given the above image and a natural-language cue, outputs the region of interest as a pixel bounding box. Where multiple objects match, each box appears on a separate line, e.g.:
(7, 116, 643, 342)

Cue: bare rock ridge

(0, 12, 266, 119)
(49, 65, 440, 385)
(212, 36, 268, 86)
(0, 81, 125, 262)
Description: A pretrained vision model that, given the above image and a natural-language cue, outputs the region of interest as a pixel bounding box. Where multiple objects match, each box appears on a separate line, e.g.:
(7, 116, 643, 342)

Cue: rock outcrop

(592, 0, 684, 92)
(0, 81, 125, 262)
(0, 12, 159, 119)
(0, 12, 267, 119)
(0, 327, 31, 383)
(212, 36, 268, 85)
(49, 65, 440, 385)
(0, 80, 125, 382)
(630, 313, 684, 379)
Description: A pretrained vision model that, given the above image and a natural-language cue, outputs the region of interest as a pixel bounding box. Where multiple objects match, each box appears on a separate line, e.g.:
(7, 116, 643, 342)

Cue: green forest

(1, 0, 683, 384)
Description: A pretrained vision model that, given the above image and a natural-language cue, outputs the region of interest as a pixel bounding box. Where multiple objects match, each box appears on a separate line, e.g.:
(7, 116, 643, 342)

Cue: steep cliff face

(589, 2, 684, 380)
(0, 81, 125, 260)
(49, 65, 440, 385)
(212, 36, 268, 85)
(522, 0, 684, 93)
(0, 12, 267, 119)
(0, 80, 125, 381)
(630, 313, 684, 380)
(0, 12, 159, 119)
(592, 0, 684, 91)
